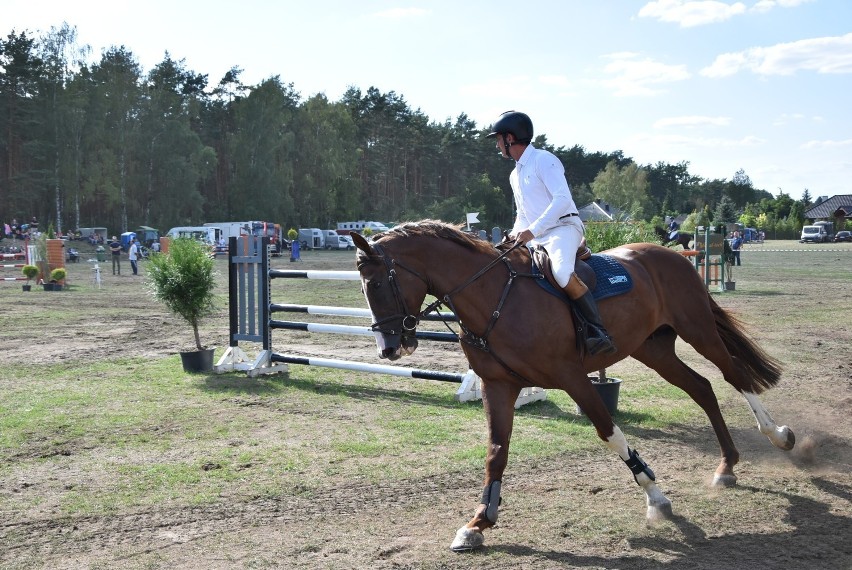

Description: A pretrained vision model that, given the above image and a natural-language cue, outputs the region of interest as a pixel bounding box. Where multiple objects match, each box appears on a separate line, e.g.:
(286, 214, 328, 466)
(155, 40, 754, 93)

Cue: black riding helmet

(486, 111, 533, 157)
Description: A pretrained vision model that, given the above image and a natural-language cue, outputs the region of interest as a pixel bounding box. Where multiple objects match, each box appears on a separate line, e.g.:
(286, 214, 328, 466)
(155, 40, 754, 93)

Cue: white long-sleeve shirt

(510, 145, 579, 238)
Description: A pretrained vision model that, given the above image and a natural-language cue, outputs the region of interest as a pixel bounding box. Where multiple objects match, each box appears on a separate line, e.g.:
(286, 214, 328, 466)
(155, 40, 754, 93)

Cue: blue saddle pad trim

(532, 253, 633, 301)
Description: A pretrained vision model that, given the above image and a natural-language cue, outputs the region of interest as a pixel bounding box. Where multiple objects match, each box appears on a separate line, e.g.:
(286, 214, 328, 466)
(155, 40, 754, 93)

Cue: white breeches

(529, 222, 584, 288)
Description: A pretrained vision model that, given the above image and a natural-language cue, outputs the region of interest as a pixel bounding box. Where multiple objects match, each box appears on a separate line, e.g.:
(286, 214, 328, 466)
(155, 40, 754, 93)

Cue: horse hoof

(450, 526, 484, 552)
(776, 426, 795, 451)
(712, 473, 738, 488)
(646, 499, 673, 522)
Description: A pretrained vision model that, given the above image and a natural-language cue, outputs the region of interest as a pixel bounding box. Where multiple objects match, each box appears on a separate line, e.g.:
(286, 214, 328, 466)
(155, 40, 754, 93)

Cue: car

(834, 230, 851, 243)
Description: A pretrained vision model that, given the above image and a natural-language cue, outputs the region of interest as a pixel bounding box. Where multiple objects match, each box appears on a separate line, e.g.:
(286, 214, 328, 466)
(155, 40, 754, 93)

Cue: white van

(325, 234, 354, 250)
(800, 225, 829, 243)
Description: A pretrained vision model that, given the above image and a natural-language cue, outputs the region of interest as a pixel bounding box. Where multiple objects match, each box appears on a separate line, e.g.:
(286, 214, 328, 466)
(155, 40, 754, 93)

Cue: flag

(465, 212, 479, 225)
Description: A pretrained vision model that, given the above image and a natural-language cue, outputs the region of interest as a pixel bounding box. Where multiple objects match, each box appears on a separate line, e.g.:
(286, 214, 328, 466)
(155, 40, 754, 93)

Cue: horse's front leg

(450, 378, 520, 552)
(575, 386, 673, 522)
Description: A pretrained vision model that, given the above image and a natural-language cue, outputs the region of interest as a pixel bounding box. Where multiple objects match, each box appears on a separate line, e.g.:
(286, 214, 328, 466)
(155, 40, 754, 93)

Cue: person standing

(486, 110, 615, 355)
(128, 237, 139, 275)
(109, 236, 122, 275)
(730, 231, 743, 266)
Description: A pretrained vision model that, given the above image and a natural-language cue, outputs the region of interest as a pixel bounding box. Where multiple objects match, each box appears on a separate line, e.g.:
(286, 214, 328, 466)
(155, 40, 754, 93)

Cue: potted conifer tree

(21, 264, 38, 291)
(49, 267, 67, 291)
(146, 237, 218, 373)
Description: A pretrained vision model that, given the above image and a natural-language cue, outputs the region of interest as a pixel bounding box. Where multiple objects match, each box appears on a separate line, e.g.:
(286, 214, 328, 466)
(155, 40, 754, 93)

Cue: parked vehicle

(336, 220, 390, 235)
(800, 225, 831, 243)
(167, 226, 222, 247)
(298, 228, 324, 249)
(203, 221, 284, 255)
(325, 234, 354, 250)
(833, 230, 851, 243)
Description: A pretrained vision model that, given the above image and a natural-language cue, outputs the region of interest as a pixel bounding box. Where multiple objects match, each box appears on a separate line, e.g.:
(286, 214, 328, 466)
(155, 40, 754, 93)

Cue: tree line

(1, 24, 815, 239)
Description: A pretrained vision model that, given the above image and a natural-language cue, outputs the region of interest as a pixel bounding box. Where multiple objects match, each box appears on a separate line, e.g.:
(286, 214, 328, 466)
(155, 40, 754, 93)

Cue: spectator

(109, 236, 122, 275)
(730, 231, 743, 266)
(128, 237, 139, 275)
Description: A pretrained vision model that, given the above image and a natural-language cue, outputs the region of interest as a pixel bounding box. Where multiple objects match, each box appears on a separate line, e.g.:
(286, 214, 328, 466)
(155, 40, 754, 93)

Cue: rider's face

(495, 134, 511, 158)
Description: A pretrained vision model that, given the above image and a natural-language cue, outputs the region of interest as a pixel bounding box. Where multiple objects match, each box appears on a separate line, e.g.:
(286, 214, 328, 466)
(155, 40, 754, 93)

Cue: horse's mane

(372, 220, 497, 253)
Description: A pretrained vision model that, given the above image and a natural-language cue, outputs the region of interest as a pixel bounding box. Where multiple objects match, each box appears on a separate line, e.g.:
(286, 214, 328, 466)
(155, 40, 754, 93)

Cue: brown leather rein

(360, 241, 544, 385)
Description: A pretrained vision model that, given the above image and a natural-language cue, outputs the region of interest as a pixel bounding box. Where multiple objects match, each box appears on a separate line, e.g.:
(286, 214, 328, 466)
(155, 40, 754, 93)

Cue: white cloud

(638, 0, 746, 28)
(371, 8, 429, 19)
(801, 138, 852, 149)
(701, 33, 852, 77)
(751, 0, 814, 14)
(654, 116, 732, 128)
(771, 112, 825, 126)
(600, 53, 690, 96)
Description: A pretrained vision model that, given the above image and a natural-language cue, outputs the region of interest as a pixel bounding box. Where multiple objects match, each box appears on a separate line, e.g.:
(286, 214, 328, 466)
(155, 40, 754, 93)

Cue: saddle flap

(532, 245, 597, 292)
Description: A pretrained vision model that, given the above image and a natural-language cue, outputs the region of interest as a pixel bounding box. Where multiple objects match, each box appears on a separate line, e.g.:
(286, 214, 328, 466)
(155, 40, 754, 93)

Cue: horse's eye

(370, 280, 382, 290)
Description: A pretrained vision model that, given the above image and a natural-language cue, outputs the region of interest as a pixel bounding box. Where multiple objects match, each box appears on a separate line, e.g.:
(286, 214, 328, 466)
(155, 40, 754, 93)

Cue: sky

(5, 0, 852, 201)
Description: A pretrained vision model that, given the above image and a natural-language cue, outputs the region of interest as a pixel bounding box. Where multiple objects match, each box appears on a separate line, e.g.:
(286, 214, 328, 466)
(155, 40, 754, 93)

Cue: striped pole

(271, 353, 467, 383)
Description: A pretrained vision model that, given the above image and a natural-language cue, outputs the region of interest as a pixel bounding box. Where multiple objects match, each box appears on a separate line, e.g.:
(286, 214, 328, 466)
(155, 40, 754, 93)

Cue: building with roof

(804, 195, 852, 222)
(578, 199, 626, 222)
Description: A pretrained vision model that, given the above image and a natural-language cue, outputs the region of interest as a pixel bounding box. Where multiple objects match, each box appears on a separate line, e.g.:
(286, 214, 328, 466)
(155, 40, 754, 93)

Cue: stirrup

(586, 332, 616, 356)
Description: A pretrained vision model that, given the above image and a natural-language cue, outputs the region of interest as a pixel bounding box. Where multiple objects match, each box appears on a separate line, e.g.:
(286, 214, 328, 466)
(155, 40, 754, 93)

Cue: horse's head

(352, 232, 426, 361)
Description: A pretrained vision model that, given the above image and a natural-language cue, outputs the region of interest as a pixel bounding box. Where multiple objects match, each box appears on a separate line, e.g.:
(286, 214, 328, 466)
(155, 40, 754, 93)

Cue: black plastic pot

(576, 377, 622, 416)
(179, 348, 215, 373)
(22, 284, 31, 292)
(42, 283, 54, 291)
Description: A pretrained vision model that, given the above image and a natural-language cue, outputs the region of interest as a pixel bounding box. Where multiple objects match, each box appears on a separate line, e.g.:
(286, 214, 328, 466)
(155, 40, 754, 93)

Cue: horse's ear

(351, 232, 373, 255)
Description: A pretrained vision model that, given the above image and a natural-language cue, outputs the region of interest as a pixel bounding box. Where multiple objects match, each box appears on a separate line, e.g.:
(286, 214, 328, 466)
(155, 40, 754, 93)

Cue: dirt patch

(0, 241, 850, 569)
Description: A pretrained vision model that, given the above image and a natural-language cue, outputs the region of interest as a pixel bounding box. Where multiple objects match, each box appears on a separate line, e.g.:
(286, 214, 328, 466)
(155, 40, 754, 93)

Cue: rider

(486, 111, 616, 356)
(667, 217, 680, 241)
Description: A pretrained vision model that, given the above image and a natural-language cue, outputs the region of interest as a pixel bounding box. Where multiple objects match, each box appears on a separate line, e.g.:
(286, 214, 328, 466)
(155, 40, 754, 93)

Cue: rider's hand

(513, 229, 534, 245)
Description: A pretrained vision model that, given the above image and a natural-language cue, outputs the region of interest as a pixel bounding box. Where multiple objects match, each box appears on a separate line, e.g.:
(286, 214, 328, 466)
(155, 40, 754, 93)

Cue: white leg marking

(742, 392, 795, 450)
(605, 426, 672, 520)
(450, 526, 484, 552)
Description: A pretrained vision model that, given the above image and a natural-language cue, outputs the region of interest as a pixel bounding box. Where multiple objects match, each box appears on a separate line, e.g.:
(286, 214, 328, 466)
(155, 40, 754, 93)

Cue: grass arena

(0, 238, 850, 569)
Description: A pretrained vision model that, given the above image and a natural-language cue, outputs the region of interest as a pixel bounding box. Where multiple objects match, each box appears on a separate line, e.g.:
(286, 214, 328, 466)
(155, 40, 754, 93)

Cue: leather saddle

(531, 239, 597, 293)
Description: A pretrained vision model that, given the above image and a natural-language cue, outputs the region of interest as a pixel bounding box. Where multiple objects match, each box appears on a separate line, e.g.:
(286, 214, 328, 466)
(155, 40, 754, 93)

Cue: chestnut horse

(351, 221, 794, 552)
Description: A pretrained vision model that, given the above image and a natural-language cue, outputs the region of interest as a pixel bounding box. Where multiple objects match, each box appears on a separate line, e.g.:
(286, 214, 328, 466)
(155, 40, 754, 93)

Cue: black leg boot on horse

(564, 272, 617, 355)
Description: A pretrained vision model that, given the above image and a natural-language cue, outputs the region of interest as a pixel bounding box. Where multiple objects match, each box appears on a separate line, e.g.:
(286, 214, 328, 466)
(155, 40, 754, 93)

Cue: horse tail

(710, 296, 781, 394)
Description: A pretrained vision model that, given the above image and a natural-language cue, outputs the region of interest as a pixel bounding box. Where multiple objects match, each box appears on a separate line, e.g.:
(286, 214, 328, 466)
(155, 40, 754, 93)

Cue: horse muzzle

(374, 332, 418, 361)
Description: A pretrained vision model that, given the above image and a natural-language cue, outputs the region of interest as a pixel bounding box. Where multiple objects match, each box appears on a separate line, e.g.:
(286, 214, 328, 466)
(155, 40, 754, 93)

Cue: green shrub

(21, 264, 39, 283)
(146, 238, 217, 351)
(584, 219, 657, 252)
(49, 267, 67, 282)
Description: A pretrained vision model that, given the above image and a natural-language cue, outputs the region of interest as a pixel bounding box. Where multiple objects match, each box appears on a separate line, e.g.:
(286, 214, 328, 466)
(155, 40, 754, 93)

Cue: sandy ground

(0, 240, 850, 569)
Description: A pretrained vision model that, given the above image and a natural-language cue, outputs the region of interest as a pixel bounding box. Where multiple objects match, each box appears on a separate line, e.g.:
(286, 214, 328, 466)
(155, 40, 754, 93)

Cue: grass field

(0, 238, 850, 569)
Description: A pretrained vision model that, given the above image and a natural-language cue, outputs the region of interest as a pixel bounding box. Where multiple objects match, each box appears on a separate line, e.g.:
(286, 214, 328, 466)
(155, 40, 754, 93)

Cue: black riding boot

(564, 273, 617, 356)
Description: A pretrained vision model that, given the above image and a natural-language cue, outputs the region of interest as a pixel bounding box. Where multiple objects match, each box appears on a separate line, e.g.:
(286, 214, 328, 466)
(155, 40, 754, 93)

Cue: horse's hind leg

(632, 328, 740, 487)
(741, 391, 795, 450)
(673, 308, 796, 453)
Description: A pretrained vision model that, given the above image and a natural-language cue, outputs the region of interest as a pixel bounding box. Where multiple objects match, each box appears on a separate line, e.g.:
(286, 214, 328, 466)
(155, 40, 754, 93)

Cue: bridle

(357, 243, 425, 339)
(358, 240, 538, 373)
